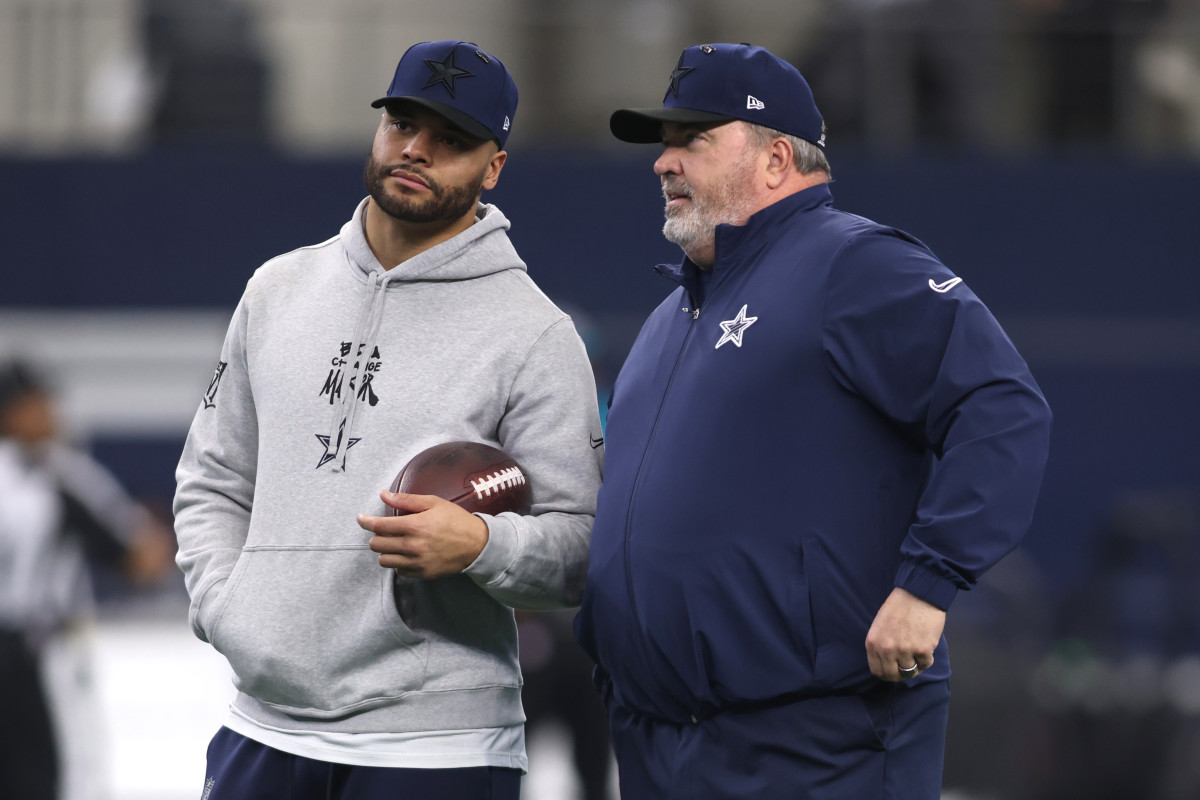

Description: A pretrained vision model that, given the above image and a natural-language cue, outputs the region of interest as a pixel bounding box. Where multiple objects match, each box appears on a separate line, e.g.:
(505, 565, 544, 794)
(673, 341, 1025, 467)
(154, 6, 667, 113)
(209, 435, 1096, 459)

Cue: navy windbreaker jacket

(574, 183, 1052, 725)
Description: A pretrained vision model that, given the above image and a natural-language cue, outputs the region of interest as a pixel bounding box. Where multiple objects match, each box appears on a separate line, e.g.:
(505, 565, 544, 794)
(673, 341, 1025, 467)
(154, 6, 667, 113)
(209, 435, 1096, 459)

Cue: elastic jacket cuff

(894, 560, 959, 611)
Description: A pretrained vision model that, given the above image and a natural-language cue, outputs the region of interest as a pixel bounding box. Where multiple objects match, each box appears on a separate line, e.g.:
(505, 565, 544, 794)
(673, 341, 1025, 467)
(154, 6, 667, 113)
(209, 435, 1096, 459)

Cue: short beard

(363, 151, 484, 224)
(661, 150, 758, 262)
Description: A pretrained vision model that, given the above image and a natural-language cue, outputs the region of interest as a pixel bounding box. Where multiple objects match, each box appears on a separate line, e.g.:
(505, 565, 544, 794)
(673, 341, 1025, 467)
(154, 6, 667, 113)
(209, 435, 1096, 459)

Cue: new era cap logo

(503, 116, 510, 131)
(747, 95, 765, 110)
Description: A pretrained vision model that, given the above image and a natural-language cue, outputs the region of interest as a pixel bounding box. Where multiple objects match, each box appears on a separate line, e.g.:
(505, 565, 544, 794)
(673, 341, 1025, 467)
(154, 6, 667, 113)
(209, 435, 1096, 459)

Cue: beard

(363, 151, 484, 224)
(661, 152, 758, 261)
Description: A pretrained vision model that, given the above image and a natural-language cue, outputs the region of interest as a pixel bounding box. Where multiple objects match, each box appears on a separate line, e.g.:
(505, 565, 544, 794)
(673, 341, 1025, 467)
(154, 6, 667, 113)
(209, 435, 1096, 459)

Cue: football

(389, 441, 533, 516)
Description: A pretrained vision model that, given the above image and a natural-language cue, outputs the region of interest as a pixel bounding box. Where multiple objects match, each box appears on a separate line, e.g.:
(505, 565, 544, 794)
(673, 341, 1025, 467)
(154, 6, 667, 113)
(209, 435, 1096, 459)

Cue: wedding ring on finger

(899, 663, 919, 674)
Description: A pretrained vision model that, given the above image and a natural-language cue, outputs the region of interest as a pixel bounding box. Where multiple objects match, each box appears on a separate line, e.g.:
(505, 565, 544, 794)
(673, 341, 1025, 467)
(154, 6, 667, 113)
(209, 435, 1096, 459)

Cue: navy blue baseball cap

(611, 43, 824, 147)
(371, 41, 518, 149)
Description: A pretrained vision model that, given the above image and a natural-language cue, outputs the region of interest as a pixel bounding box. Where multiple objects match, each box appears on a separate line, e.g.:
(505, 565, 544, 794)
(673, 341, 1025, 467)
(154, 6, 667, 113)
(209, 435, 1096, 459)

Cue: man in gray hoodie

(174, 41, 604, 800)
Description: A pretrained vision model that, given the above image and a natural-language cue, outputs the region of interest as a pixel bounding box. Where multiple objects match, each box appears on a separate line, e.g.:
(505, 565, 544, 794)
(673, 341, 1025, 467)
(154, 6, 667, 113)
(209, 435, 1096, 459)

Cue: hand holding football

(389, 441, 532, 517)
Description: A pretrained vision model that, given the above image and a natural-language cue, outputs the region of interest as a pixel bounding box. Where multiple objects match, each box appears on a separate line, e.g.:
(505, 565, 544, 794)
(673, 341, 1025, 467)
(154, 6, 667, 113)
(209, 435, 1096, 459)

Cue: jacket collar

(656, 182, 834, 297)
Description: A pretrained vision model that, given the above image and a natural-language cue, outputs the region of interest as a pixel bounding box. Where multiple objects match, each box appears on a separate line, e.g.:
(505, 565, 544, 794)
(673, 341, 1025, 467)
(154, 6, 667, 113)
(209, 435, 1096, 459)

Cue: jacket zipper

(622, 297, 700, 621)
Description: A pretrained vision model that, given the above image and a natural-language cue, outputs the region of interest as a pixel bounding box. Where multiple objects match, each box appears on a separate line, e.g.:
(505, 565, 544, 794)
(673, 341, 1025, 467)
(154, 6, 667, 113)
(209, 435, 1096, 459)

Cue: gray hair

(744, 121, 831, 179)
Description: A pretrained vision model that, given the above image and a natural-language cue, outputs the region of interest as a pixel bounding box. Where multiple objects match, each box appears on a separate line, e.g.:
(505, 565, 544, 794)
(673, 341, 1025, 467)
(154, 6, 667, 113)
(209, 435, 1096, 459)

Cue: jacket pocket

(804, 529, 881, 686)
(854, 681, 897, 750)
(789, 534, 819, 672)
(209, 545, 428, 716)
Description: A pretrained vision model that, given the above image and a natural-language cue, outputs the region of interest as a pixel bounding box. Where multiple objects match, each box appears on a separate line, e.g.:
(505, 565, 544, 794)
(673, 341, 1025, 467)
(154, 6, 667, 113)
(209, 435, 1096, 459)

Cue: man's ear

(482, 149, 508, 191)
(764, 136, 794, 190)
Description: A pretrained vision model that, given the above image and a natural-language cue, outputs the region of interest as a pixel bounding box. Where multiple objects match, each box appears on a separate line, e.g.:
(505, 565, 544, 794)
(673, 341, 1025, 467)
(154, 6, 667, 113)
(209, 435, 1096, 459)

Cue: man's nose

(653, 150, 678, 177)
(402, 130, 431, 162)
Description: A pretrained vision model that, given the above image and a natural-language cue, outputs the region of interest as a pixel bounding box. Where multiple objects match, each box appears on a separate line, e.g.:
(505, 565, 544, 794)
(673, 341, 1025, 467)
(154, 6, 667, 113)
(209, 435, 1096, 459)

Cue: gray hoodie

(174, 198, 603, 734)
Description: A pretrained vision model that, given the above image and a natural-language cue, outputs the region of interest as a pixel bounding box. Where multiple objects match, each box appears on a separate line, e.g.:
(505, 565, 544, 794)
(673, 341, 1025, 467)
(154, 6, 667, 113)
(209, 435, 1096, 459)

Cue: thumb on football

(380, 489, 442, 515)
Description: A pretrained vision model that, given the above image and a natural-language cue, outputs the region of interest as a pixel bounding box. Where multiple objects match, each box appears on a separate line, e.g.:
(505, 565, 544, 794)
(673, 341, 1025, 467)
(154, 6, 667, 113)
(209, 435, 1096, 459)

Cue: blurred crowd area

(2, 0, 1200, 157)
(942, 487, 1200, 799)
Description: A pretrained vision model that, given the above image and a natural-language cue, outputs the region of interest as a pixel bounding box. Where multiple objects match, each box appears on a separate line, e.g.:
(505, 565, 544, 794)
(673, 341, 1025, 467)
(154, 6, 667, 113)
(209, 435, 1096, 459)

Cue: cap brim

(610, 107, 734, 143)
(371, 96, 496, 146)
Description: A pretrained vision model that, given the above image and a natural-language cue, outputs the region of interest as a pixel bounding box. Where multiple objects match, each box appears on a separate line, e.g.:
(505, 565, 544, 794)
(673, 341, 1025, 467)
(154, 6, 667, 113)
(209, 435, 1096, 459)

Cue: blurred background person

(141, 0, 270, 146)
(797, 0, 1012, 151)
(0, 359, 174, 800)
(517, 609, 613, 800)
(1134, 0, 1200, 153)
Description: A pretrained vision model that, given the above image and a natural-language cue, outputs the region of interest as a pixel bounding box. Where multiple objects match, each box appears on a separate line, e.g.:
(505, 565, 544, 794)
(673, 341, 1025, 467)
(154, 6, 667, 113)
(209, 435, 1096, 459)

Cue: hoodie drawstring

(324, 268, 396, 473)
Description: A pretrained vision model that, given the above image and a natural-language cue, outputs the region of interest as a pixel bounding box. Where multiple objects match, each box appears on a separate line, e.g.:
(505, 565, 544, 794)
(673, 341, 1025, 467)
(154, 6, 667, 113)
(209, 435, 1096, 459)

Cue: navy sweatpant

(202, 727, 522, 800)
(0, 629, 58, 800)
(604, 680, 950, 800)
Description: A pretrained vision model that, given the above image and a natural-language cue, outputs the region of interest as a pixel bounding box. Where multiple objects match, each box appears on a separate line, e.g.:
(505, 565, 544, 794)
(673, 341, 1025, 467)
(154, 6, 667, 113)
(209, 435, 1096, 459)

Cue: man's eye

(662, 132, 702, 147)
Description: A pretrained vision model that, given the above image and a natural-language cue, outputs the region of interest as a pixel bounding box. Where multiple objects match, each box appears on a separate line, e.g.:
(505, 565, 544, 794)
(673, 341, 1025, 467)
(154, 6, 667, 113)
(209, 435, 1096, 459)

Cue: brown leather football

(388, 441, 532, 516)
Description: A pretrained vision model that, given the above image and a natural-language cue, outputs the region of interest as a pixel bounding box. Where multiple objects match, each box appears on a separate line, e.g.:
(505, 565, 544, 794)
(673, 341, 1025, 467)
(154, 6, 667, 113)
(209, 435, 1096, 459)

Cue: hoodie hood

(340, 197, 528, 283)
(322, 198, 529, 472)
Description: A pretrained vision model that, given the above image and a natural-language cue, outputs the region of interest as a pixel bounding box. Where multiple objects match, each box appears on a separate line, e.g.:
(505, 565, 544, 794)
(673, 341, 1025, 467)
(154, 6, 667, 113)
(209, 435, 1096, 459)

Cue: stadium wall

(2, 150, 1198, 593)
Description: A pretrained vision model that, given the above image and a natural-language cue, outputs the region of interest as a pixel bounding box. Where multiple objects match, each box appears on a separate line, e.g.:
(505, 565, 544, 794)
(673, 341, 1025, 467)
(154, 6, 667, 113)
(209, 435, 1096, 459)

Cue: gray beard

(661, 160, 757, 261)
(662, 208, 713, 253)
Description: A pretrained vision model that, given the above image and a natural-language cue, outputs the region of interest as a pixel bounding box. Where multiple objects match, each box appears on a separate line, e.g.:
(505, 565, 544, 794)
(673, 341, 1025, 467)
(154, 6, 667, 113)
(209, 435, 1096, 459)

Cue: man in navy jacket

(574, 43, 1052, 799)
